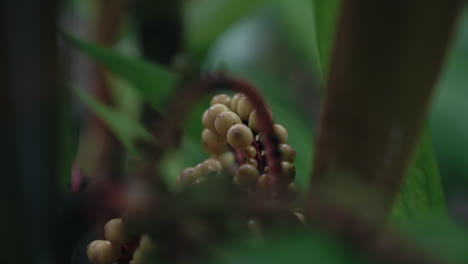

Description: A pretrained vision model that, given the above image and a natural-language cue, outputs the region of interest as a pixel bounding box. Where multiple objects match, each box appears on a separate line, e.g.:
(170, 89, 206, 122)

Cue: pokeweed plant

(63, 0, 468, 264)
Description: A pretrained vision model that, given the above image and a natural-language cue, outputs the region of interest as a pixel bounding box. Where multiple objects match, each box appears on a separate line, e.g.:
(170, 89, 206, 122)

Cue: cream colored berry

(279, 144, 296, 163)
(237, 96, 254, 120)
(227, 124, 253, 149)
(248, 109, 273, 133)
(214, 111, 242, 136)
(230, 93, 243, 113)
(274, 124, 288, 144)
(177, 167, 199, 185)
(203, 158, 223, 176)
(104, 218, 133, 246)
(139, 234, 157, 252)
(242, 145, 257, 159)
(202, 110, 210, 130)
(216, 151, 235, 169)
(201, 128, 227, 154)
(281, 161, 296, 184)
(87, 240, 121, 264)
(206, 104, 229, 132)
(236, 164, 260, 187)
(246, 158, 258, 168)
(211, 94, 231, 106)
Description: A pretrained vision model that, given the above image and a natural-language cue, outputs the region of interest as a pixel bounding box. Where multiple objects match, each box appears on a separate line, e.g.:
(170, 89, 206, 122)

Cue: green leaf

(392, 127, 446, 218)
(62, 32, 178, 111)
(397, 215, 468, 263)
(274, 0, 321, 73)
(184, 0, 267, 58)
(313, 0, 341, 76)
(75, 87, 152, 153)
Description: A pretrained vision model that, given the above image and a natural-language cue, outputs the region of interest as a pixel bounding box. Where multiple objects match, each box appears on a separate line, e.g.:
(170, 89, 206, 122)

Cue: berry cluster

(86, 93, 302, 264)
(177, 93, 297, 201)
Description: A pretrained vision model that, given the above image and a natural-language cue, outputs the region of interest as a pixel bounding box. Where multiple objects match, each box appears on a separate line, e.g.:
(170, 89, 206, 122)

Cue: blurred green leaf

(184, 0, 267, 58)
(63, 32, 178, 111)
(430, 8, 468, 192)
(75, 87, 152, 153)
(274, 0, 321, 73)
(211, 231, 368, 264)
(397, 215, 468, 263)
(313, 0, 340, 76)
(392, 128, 446, 218)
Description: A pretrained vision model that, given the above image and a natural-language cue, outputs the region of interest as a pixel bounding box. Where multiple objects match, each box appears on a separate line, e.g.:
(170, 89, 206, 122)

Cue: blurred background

(61, 0, 468, 220)
(2, 0, 467, 263)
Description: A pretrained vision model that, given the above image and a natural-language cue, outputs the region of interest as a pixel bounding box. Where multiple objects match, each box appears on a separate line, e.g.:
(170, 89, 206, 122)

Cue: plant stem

(310, 0, 462, 220)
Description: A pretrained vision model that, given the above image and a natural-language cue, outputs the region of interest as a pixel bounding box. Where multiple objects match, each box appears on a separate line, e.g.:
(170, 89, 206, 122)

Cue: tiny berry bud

(201, 128, 227, 154)
(236, 164, 260, 187)
(242, 145, 257, 159)
(237, 96, 254, 120)
(211, 94, 231, 106)
(227, 124, 253, 149)
(230, 93, 243, 113)
(214, 111, 242, 136)
(279, 144, 296, 163)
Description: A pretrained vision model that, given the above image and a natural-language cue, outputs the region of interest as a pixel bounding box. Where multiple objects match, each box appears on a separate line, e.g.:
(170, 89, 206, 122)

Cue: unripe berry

(206, 104, 229, 132)
(104, 218, 133, 246)
(280, 161, 296, 184)
(230, 93, 243, 113)
(203, 158, 223, 176)
(278, 144, 296, 163)
(237, 96, 254, 120)
(257, 174, 268, 188)
(242, 145, 257, 159)
(193, 177, 208, 185)
(227, 124, 253, 149)
(139, 234, 157, 252)
(202, 110, 210, 130)
(132, 248, 144, 264)
(87, 240, 121, 264)
(248, 109, 273, 133)
(201, 128, 227, 154)
(246, 158, 258, 168)
(273, 124, 288, 144)
(236, 164, 260, 187)
(215, 151, 235, 169)
(177, 167, 199, 185)
(211, 94, 231, 106)
(214, 111, 242, 136)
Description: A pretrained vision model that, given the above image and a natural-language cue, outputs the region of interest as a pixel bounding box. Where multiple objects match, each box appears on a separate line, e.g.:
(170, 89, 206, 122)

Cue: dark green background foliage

(64, 0, 468, 262)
